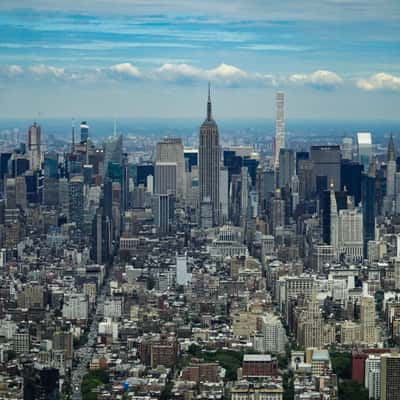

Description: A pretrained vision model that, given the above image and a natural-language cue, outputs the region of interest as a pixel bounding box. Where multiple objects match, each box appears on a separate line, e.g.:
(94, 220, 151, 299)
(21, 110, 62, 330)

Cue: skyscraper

(362, 170, 376, 258)
(380, 353, 400, 400)
(357, 132, 372, 171)
(80, 121, 89, 143)
(28, 122, 41, 170)
(154, 162, 177, 196)
(341, 137, 353, 160)
(330, 181, 339, 253)
(384, 134, 396, 215)
(274, 92, 285, 169)
(199, 83, 220, 226)
(310, 145, 341, 193)
(278, 148, 294, 188)
(155, 138, 186, 201)
(69, 175, 84, 230)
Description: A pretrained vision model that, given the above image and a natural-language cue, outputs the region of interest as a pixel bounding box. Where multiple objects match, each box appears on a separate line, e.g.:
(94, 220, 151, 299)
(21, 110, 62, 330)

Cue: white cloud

(156, 63, 203, 81)
(0, 64, 24, 79)
(208, 63, 248, 81)
(4, 63, 400, 96)
(156, 63, 250, 86)
(287, 70, 343, 89)
(356, 72, 400, 91)
(7, 64, 23, 75)
(28, 64, 65, 77)
(109, 62, 141, 78)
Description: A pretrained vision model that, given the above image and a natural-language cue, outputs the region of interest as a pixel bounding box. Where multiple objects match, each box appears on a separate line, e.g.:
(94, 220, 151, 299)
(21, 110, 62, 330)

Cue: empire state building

(199, 83, 220, 226)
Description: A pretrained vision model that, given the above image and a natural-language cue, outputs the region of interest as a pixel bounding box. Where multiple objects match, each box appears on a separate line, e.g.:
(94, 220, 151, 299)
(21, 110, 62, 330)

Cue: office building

(341, 137, 353, 160)
(278, 148, 294, 188)
(380, 353, 400, 400)
(360, 295, 377, 345)
(104, 134, 123, 175)
(384, 134, 397, 215)
(357, 132, 372, 172)
(199, 84, 220, 226)
(365, 355, 381, 400)
(341, 160, 363, 205)
(80, 121, 89, 143)
(156, 138, 185, 200)
(310, 145, 341, 193)
(68, 175, 84, 230)
(338, 208, 363, 262)
(255, 313, 287, 354)
(23, 363, 60, 400)
(153, 193, 175, 234)
(154, 162, 177, 196)
(362, 172, 376, 258)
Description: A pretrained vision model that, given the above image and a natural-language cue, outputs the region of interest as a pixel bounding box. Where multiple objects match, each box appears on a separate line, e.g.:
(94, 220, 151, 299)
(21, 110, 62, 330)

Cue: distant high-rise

(154, 162, 177, 196)
(362, 170, 376, 258)
(80, 121, 89, 143)
(274, 92, 285, 169)
(155, 138, 185, 200)
(153, 193, 175, 234)
(330, 182, 339, 253)
(310, 145, 341, 193)
(341, 137, 353, 160)
(278, 148, 294, 188)
(104, 134, 123, 176)
(384, 134, 396, 214)
(357, 132, 372, 171)
(28, 122, 41, 170)
(69, 175, 84, 230)
(199, 83, 220, 226)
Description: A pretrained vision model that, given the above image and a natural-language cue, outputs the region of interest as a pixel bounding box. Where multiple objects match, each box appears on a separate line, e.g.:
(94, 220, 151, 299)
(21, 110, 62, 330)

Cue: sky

(0, 0, 399, 120)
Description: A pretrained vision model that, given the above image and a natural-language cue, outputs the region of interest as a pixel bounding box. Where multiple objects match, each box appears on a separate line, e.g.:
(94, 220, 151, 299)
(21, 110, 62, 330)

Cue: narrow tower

(330, 180, 339, 252)
(274, 92, 285, 169)
(199, 83, 220, 226)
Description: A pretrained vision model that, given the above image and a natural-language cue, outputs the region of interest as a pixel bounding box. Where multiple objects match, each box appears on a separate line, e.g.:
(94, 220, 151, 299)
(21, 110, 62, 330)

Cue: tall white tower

(28, 122, 41, 170)
(274, 92, 285, 169)
(330, 181, 339, 253)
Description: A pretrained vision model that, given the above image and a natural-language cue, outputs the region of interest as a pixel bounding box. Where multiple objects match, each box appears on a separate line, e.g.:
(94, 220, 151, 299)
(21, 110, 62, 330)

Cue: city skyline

(0, 0, 399, 119)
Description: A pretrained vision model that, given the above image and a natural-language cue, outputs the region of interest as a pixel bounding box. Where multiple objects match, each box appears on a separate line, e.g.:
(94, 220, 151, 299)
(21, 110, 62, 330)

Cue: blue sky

(0, 0, 399, 119)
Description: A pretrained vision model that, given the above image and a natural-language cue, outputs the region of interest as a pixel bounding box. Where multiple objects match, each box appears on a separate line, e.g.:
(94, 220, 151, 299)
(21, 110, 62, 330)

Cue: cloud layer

(1, 63, 400, 92)
(357, 72, 400, 91)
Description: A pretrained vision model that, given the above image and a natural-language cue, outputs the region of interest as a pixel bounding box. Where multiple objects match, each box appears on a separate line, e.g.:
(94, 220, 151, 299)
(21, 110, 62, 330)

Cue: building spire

(388, 133, 396, 162)
(207, 81, 212, 121)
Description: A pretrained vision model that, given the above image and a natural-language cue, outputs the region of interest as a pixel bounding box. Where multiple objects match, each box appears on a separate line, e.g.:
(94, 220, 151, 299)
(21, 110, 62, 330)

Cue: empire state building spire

(207, 81, 212, 121)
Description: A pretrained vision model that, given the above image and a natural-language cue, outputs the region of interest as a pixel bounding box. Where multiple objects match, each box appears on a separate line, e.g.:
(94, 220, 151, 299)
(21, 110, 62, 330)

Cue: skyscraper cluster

(0, 86, 400, 400)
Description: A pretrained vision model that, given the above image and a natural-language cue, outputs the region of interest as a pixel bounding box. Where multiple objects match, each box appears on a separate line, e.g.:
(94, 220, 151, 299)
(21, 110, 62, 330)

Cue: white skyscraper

(357, 132, 372, 171)
(28, 122, 42, 170)
(365, 355, 381, 400)
(274, 92, 285, 169)
(338, 208, 363, 262)
(330, 181, 339, 253)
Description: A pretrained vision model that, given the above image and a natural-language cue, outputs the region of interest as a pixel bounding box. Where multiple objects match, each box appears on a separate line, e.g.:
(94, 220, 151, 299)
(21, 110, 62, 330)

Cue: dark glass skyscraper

(199, 84, 220, 226)
(310, 145, 341, 194)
